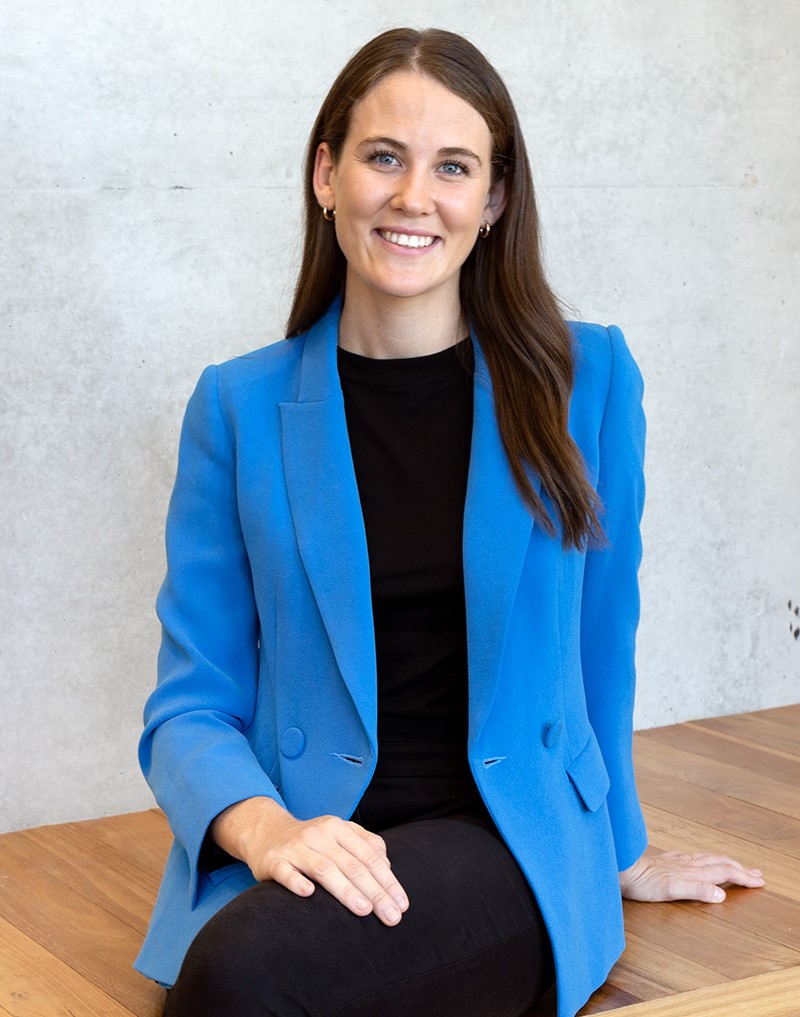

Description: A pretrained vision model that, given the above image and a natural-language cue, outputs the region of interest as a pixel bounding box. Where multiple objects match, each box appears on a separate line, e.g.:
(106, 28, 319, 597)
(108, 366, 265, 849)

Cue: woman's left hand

(619, 849, 765, 903)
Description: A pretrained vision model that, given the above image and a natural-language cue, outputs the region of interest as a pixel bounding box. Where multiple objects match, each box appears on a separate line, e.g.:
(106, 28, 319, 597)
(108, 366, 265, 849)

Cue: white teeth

(380, 230, 435, 248)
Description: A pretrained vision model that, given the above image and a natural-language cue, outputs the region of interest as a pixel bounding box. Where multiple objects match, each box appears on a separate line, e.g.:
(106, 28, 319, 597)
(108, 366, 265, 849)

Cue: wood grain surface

(1, 705, 798, 1016)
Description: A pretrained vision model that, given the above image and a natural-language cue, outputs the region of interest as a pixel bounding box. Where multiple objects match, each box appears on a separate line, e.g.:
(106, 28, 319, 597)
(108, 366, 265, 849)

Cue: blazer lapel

(279, 313, 540, 752)
(464, 340, 539, 747)
(280, 304, 377, 746)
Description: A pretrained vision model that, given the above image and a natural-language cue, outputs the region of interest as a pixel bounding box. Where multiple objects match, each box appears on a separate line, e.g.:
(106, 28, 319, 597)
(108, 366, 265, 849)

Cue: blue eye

(440, 161, 469, 176)
(371, 149, 399, 166)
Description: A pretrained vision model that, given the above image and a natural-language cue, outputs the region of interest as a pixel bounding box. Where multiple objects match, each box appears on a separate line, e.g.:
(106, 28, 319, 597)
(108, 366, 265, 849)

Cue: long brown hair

(286, 28, 602, 549)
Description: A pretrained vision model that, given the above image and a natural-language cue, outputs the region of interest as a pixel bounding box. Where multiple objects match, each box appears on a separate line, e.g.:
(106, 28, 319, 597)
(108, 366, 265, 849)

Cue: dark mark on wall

(789, 600, 799, 640)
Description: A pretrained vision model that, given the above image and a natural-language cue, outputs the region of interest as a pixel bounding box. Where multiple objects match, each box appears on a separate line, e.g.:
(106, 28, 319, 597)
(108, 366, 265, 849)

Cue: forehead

(346, 71, 492, 150)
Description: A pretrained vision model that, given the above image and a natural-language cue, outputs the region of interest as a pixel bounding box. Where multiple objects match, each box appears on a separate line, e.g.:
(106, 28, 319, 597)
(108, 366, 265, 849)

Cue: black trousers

(163, 814, 554, 1017)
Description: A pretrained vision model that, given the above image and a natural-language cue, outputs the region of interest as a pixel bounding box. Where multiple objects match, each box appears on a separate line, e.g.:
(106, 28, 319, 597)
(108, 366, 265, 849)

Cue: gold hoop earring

(478, 221, 491, 239)
(322, 206, 336, 222)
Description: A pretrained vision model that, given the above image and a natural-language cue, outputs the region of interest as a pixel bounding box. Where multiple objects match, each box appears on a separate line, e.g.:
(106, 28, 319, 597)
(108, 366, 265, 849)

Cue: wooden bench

(2, 705, 799, 1016)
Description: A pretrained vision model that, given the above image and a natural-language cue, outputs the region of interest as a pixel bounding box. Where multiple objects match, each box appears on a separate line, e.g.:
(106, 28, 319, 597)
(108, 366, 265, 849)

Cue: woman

(136, 27, 763, 1017)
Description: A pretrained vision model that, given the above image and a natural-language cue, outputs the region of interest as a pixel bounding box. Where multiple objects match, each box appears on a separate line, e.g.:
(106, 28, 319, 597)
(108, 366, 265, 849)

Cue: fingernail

(713, 889, 725, 902)
(393, 893, 408, 909)
(383, 907, 401, 923)
(751, 868, 762, 876)
(355, 897, 370, 911)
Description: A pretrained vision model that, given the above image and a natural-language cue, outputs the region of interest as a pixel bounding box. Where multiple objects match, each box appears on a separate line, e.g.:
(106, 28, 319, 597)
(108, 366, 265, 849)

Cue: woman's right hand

(210, 796, 409, 926)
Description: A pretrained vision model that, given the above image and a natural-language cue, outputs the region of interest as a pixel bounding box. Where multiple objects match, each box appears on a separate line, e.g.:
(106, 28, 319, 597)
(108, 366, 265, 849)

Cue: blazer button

(280, 727, 306, 759)
(543, 720, 563, 749)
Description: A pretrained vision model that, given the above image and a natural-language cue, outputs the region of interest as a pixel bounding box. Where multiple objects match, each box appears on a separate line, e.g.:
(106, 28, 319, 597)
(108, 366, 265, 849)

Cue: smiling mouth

(379, 230, 436, 249)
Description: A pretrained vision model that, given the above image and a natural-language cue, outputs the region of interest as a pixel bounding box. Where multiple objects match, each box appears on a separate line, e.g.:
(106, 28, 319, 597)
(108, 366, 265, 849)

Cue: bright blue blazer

(136, 299, 648, 1017)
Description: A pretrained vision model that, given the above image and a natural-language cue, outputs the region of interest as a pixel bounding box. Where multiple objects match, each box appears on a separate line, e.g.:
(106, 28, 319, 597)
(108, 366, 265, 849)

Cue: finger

(334, 849, 407, 924)
(689, 854, 763, 877)
(297, 845, 405, 925)
(348, 822, 390, 858)
(269, 856, 317, 898)
(326, 829, 410, 914)
(653, 850, 763, 881)
(260, 817, 409, 923)
(710, 865, 765, 888)
(682, 852, 742, 866)
(676, 860, 765, 887)
(667, 878, 728, 903)
(671, 849, 762, 870)
(289, 845, 375, 915)
(293, 821, 408, 920)
(337, 829, 409, 910)
(274, 850, 405, 925)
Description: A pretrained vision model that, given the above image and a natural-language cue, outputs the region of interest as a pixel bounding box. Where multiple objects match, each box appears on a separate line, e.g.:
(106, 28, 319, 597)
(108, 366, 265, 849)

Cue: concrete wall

(2, 0, 798, 833)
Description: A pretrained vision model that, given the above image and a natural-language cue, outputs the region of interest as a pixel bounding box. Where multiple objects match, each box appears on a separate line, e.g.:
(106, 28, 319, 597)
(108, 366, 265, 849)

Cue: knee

(164, 882, 336, 1017)
(165, 896, 288, 1015)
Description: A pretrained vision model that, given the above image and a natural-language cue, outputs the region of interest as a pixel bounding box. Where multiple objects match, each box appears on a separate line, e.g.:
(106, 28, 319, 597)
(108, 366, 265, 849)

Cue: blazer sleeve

(580, 324, 648, 871)
(139, 365, 285, 907)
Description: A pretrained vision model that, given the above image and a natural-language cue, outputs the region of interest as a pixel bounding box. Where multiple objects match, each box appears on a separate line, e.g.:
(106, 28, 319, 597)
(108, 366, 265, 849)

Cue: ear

(483, 172, 508, 227)
(312, 142, 337, 210)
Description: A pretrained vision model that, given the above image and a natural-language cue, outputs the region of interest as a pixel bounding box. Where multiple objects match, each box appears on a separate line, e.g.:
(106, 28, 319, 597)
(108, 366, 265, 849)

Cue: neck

(337, 284, 467, 360)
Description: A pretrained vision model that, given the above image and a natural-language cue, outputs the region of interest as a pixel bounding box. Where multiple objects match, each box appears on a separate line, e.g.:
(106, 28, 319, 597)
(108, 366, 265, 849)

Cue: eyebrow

(358, 135, 483, 165)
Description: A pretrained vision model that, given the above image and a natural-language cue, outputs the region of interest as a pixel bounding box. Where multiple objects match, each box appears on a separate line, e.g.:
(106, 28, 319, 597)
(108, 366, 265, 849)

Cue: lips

(379, 230, 436, 249)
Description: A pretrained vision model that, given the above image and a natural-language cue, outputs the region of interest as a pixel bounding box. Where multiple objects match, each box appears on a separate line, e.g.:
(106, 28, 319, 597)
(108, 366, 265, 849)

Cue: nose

(390, 167, 435, 216)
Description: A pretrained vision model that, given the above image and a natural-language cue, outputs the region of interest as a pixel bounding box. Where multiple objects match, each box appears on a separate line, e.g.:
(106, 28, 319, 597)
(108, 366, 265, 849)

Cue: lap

(164, 815, 553, 1017)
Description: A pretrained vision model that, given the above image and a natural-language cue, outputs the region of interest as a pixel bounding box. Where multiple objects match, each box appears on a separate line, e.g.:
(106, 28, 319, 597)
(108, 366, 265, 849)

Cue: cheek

(440, 189, 489, 228)
(341, 175, 390, 216)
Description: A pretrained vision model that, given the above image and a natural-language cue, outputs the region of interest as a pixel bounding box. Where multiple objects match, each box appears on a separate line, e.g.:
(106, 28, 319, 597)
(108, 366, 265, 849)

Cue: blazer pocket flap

(566, 733, 611, 813)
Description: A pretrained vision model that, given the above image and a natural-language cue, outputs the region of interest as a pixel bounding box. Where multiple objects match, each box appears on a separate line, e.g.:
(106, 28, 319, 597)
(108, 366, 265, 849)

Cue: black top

(338, 340, 490, 829)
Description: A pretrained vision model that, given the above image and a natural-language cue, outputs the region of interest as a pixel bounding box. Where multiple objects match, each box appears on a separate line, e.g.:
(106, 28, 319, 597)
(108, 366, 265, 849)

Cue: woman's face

(313, 71, 506, 313)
